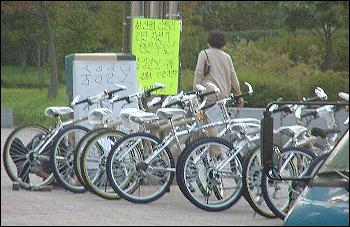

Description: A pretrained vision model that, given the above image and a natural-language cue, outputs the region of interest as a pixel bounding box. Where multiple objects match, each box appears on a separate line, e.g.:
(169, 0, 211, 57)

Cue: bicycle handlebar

(303, 96, 322, 102)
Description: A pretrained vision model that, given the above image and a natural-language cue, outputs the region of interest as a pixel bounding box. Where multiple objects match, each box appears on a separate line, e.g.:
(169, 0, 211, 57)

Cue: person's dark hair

(207, 29, 226, 49)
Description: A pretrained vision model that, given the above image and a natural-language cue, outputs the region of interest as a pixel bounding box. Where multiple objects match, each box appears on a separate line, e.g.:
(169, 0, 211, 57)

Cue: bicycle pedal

(12, 181, 20, 191)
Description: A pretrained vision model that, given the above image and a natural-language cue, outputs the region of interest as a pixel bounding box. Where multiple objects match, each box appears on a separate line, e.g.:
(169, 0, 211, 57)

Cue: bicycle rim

(51, 126, 89, 192)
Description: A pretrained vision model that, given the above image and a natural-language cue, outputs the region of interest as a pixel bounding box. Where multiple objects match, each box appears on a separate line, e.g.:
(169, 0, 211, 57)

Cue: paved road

(1, 128, 283, 226)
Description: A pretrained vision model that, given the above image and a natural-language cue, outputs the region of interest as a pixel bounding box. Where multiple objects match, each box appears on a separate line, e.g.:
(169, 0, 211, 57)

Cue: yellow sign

(132, 18, 181, 95)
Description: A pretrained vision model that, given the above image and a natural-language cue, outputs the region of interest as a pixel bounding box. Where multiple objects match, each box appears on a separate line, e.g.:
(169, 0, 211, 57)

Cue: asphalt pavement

(1, 128, 283, 226)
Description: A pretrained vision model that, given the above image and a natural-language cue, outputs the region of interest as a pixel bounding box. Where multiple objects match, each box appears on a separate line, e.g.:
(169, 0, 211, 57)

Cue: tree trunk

(42, 1, 58, 98)
(36, 45, 44, 90)
(20, 48, 27, 73)
(323, 23, 334, 71)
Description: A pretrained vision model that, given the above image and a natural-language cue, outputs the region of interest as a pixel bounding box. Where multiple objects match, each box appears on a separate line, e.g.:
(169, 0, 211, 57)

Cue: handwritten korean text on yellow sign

(132, 18, 181, 95)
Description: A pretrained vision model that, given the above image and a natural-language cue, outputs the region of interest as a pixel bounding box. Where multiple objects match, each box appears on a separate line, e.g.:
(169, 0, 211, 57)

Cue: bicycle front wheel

(242, 148, 276, 218)
(73, 128, 111, 189)
(106, 132, 175, 204)
(261, 147, 316, 220)
(176, 137, 243, 211)
(3, 124, 54, 189)
(51, 125, 90, 193)
(80, 129, 127, 199)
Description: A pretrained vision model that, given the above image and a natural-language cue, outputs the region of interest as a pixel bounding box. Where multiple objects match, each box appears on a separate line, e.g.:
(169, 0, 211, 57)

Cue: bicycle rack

(261, 100, 349, 181)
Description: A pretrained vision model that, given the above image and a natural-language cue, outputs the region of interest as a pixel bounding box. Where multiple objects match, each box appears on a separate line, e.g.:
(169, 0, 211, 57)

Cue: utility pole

(131, 1, 143, 17)
(150, 1, 161, 18)
(122, 1, 131, 53)
(169, 1, 180, 19)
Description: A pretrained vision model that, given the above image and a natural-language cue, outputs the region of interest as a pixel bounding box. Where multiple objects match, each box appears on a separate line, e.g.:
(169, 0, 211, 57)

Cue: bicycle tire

(176, 137, 243, 212)
(261, 147, 316, 220)
(242, 148, 276, 218)
(106, 132, 175, 204)
(73, 128, 112, 189)
(3, 124, 54, 189)
(51, 125, 90, 193)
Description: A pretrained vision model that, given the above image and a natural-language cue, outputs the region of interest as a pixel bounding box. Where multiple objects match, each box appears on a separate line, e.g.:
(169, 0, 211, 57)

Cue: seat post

(169, 118, 182, 148)
(56, 115, 63, 127)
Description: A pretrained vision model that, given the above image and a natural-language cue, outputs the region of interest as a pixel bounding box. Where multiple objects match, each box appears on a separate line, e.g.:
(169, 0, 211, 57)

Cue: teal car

(283, 130, 349, 226)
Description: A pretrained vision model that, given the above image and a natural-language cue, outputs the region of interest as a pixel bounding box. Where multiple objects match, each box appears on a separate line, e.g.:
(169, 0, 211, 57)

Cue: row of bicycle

(3, 81, 349, 220)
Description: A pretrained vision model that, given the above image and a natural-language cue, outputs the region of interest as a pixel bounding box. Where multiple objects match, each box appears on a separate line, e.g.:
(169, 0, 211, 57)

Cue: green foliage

(180, 69, 195, 92)
(333, 30, 349, 71)
(180, 67, 349, 108)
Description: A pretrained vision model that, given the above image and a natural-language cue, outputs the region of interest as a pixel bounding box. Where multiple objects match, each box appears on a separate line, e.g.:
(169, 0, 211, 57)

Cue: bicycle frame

(33, 114, 89, 155)
(261, 100, 349, 181)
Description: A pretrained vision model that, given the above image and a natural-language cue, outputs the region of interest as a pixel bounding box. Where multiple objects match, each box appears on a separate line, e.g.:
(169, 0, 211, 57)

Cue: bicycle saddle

(275, 125, 308, 138)
(45, 107, 74, 117)
(156, 108, 187, 120)
(127, 109, 159, 124)
(311, 127, 341, 139)
(229, 118, 260, 125)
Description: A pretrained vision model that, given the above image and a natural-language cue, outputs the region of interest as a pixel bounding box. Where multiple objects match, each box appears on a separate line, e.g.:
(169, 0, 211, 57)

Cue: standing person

(193, 29, 244, 109)
(193, 29, 244, 158)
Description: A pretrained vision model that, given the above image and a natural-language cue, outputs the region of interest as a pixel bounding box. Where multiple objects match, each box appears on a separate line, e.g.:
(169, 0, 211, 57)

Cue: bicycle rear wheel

(106, 132, 175, 203)
(3, 124, 54, 189)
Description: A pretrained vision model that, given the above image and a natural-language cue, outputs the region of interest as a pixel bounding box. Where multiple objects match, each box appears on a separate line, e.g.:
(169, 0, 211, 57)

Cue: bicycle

(76, 83, 168, 199)
(260, 94, 349, 220)
(104, 82, 234, 204)
(3, 84, 124, 191)
(103, 82, 258, 209)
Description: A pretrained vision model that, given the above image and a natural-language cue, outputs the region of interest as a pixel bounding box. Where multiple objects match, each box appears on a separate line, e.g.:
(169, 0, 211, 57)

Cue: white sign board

(66, 53, 139, 129)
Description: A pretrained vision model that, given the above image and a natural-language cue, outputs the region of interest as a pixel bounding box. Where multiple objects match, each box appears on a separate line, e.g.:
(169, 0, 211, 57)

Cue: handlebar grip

(304, 96, 320, 102)
(111, 96, 131, 103)
(232, 92, 252, 100)
(199, 90, 216, 99)
(75, 98, 91, 106)
(105, 88, 124, 98)
(144, 86, 164, 96)
(163, 100, 183, 108)
(184, 91, 197, 95)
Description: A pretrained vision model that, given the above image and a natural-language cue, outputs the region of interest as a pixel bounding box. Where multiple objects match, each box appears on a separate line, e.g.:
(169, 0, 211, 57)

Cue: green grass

(1, 65, 51, 88)
(1, 87, 69, 127)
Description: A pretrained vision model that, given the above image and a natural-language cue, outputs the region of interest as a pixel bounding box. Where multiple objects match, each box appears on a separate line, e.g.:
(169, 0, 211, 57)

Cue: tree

(283, 1, 349, 71)
(40, 1, 58, 98)
(1, 1, 70, 98)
